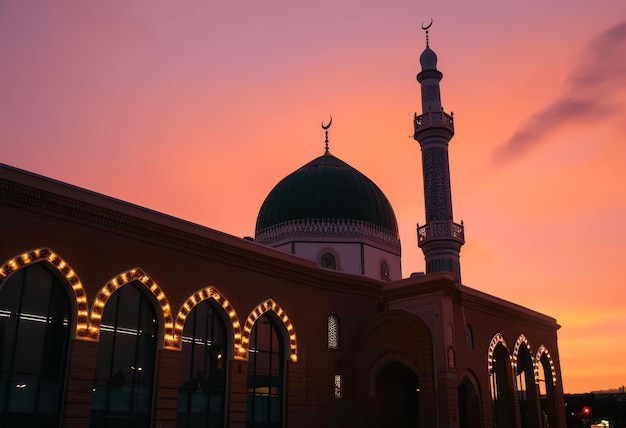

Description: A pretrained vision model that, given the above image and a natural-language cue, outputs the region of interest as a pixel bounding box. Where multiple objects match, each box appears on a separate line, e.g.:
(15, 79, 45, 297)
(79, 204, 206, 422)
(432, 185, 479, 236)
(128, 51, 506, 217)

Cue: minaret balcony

(417, 220, 465, 247)
(414, 111, 454, 139)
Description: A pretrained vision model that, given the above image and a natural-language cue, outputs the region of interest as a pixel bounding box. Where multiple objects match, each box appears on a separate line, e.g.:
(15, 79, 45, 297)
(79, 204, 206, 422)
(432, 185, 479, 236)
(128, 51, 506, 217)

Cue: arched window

(177, 299, 228, 427)
(91, 282, 157, 428)
(247, 313, 284, 428)
(465, 325, 473, 349)
(380, 262, 390, 281)
(327, 314, 339, 349)
(538, 350, 558, 427)
(0, 263, 72, 427)
(490, 343, 515, 427)
(320, 253, 336, 270)
(516, 343, 540, 427)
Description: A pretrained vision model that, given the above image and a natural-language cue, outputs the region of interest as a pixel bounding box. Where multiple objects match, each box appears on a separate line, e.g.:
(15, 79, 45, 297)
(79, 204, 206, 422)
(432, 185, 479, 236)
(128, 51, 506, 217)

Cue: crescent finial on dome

(421, 18, 433, 48)
(322, 116, 332, 154)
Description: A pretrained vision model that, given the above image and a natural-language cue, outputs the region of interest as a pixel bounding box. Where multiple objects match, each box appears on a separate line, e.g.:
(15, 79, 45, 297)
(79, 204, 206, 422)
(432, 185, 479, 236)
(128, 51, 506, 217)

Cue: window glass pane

(0, 317, 17, 373)
(0, 269, 23, 310)
(91, 282, 157, 428)
(13, 319, 45, 373)
(177, 299, 227, 428)
(21, 263, 52, 315)
(247, 313, 284, 427)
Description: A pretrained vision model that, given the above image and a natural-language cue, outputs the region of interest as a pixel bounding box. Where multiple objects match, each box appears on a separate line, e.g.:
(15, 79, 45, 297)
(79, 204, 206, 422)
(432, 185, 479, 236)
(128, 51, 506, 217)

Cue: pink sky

(1, 1, 625, 394)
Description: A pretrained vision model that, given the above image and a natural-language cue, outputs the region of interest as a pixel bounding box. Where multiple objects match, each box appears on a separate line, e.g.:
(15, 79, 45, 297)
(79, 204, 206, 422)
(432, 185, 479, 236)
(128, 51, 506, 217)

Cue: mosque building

(0, 27, 566, 427)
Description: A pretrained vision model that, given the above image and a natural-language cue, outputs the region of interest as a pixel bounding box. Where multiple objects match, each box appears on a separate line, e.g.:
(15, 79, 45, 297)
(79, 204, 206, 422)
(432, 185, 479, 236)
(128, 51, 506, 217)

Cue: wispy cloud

(494, 21, 626, 162)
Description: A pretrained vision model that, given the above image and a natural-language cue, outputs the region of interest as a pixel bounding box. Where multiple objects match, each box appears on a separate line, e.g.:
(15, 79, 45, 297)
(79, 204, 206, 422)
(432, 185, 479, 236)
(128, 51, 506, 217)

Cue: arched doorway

(0, 262, 72, 427)
(375, 361, 419, 428)
(458, 376, 481, 428)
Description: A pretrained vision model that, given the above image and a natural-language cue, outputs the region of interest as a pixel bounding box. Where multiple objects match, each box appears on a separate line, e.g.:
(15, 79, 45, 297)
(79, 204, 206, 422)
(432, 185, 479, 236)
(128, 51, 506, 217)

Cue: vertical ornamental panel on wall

(328, 315, 339, 349)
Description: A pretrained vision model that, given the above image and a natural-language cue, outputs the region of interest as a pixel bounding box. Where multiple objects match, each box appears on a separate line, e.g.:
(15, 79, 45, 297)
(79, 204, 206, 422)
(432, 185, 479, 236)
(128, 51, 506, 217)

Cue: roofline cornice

(382, 272, 560, 330)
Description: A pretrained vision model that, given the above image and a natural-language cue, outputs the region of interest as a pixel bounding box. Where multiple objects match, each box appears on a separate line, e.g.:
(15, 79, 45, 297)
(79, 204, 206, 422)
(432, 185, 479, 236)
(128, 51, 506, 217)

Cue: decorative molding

(0, 178, 256, 264)
(255, 218, 400, 249)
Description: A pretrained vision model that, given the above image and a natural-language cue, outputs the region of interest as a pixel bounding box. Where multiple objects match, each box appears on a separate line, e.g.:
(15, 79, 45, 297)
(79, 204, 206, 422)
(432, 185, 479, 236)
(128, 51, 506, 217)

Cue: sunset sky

(1, 1, 625, 394)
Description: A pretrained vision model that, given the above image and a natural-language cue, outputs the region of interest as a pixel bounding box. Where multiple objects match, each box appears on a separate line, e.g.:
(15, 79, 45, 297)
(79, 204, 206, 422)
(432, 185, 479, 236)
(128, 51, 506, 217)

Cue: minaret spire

(413, 23, 465, 282)
(422, 18, 432, 48)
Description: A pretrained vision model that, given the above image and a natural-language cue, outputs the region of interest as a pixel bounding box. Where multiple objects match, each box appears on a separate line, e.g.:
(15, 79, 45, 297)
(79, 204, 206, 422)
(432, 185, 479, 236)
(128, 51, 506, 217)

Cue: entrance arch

(375, 361, 419, 428)
(458, 374, 481, 428)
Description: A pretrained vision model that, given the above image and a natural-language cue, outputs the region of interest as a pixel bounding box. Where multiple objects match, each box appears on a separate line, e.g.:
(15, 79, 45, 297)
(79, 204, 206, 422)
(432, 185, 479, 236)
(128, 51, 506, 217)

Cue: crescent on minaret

(421, 18, 433, 30)
(322, 116, 333, 130)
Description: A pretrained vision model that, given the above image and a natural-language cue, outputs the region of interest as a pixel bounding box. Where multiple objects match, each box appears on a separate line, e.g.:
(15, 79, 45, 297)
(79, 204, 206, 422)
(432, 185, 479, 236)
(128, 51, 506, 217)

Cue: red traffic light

(580, 406, 591, 418)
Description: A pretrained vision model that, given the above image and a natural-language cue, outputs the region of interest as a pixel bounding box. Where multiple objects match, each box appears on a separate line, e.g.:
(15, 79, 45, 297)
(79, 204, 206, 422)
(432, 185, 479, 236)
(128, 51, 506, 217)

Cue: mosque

(0, 28, 566, 427)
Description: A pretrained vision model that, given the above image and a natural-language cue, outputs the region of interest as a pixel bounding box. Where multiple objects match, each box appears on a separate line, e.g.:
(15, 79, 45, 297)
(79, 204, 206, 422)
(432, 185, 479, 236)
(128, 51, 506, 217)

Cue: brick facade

(0, 165, 566, 427)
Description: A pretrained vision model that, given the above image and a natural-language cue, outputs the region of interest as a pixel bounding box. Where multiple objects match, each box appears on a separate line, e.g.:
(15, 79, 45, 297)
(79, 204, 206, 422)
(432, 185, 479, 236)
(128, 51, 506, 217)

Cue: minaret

(413, 23, 464, 282)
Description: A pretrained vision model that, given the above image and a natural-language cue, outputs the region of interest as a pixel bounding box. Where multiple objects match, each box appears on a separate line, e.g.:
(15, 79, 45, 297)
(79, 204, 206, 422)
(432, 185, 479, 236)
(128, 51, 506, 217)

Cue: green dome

(255, 153, 399, 236)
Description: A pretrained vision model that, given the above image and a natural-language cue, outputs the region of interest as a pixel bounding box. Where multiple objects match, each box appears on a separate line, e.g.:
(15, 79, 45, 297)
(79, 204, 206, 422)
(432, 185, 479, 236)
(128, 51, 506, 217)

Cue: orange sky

(1, 1, 625, 394)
